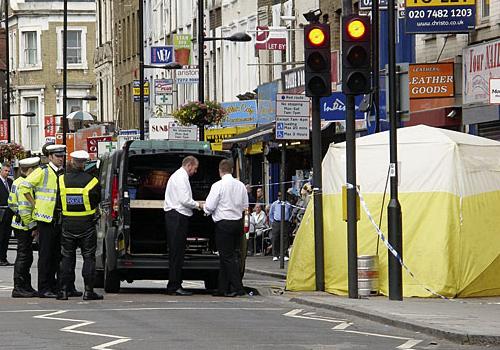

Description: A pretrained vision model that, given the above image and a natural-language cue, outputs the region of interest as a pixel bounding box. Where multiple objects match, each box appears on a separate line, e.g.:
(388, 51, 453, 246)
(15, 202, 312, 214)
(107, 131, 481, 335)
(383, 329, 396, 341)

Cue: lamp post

(62, 0, 68, 145)
(3, 0, 10, 142)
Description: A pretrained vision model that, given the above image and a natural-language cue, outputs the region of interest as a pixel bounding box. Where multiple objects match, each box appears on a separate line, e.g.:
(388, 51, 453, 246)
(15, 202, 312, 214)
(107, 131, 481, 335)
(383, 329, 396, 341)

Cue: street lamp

(10, 112, 36, 117)
(3, 0, 10, 142)
(62, 0, 68, 145)
(143, 62, 183, 70)
(203, 32, 252, 42)
(82, 94, 98, 101)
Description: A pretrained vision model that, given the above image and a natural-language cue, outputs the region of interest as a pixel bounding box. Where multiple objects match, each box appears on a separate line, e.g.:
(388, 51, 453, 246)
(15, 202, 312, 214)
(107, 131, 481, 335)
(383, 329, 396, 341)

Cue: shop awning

(222, 123, 274, 150)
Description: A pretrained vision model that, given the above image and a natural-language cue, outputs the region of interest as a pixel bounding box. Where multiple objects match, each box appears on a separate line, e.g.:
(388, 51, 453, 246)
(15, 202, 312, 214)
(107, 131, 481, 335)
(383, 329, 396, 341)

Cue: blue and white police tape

(346, 183, 452, 301)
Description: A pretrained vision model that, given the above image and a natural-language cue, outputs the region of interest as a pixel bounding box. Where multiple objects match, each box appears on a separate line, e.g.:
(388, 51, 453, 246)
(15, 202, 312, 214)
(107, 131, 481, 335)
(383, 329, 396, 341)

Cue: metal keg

(358, 255, 379, 296)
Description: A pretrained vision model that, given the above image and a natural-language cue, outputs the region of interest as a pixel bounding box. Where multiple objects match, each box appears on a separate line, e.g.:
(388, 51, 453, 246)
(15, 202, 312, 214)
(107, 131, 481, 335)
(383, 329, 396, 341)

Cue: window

(66, 98, 83, 113)
(482, 0, 490, 17)
(24, 31, 37, 65)
(67, 31, 82, 64)
(25, 97, 40, 151)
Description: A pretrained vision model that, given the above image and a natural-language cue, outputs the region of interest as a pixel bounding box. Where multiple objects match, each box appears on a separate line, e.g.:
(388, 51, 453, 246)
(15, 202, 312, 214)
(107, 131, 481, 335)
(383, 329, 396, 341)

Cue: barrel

(145, 170, 170, 190)
(358, 255, 379, 296)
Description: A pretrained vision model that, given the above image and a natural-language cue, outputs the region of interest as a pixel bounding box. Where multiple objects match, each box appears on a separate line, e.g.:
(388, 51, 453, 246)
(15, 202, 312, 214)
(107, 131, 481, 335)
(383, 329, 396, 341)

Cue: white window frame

(9, 30, 17, 70)
(56, 26, 89, 70)
(23, 95, 41, 152)
(19, 28, 42, 70)
(481, 0, 490, 18)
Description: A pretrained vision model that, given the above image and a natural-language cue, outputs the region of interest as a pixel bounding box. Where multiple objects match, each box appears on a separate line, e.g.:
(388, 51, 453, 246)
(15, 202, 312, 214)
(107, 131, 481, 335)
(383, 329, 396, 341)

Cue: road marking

(284, 309, 422, 350)
(34, 310, 132, 350)
(0, 285, 13, 291)
(1, 306, 284, 314)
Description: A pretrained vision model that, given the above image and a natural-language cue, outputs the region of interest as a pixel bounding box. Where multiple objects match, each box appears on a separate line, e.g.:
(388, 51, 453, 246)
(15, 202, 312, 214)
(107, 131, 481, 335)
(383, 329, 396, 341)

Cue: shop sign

(98, 141, 117, 156)
(490, 78, 500, 104)
(117, 129, 140, 148)
(255, 26, 287, 51)
(149, 117, 174, 140)
(150, 46, 174, 64)
(44, 116, 57, 137)
(409, 63, 454, 99)
(133, 80, 149, 102)
(173, 34, 192, 65)
(168, 122, 198, 141)
(204, 126, 254, 151)
(221, 101, 258, 127)
(319, 93, 365, 120)
(176, 66, 199, 84)
(56, 133, 75, 156)
(155, 94, 173, 105)
(257, 81, 279, 125)
(405, 0, 475, 34)
(281, 66, 305, 93)
(154, 79, 173, 94)
(87, 136, 112, 155)
(0, 120, 8, 143)
(463, 39, 500, 105)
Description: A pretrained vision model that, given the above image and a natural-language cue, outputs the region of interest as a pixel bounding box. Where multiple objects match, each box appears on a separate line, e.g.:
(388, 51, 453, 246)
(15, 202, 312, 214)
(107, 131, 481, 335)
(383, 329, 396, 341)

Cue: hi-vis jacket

(18, 165, 59, 223)
(59, 175, 99, 217)
(8, 176, 36, 231)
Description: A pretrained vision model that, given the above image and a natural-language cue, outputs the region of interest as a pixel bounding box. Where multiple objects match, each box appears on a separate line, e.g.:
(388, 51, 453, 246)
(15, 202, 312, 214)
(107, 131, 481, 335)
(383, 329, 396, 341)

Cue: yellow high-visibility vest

(58, 176, 99, 217)
(8, 176, 36, 231)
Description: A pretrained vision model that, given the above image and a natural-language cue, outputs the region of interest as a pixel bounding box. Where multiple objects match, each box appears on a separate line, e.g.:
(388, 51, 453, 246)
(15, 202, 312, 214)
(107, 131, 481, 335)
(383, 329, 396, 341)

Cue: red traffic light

(307, 28, 327, 47)
(346, 19, 367, 40)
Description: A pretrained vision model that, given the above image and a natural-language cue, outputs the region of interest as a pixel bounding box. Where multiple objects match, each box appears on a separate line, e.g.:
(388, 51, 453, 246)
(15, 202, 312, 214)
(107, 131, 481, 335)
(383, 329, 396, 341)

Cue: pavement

(245, 255, 500, 347)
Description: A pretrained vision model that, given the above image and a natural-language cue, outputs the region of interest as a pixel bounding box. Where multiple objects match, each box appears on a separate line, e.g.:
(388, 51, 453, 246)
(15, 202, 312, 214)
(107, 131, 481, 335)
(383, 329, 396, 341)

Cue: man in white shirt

(164, 156, 202, 296)
(204, 159, 248, 297)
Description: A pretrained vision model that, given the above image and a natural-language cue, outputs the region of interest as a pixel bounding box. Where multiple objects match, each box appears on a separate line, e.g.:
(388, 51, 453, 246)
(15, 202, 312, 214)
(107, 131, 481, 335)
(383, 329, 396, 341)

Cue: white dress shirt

(204, 174, 248, 222)
(164, 167, 198, 216)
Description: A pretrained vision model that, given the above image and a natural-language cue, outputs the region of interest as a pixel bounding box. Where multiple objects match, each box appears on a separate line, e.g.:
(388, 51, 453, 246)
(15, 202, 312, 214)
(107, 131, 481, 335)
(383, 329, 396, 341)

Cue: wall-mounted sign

(149, 117, 174, 140)
(463, 39, 500, 105)
(0, 120, 8, 143)
(176, 67, 199, 84)
(490, 78, 500, 104)
(87, 136, 112, 156)
(319, 93, 365, 120)
(173, 34, 192, 65)
(281, 66, 305, 93)
(168, 122, 198, 141)
(44, 115, 57, 137)
(154, 79, 173, 94)
(255, 26, 287, 51)
(405, 0, 475, 34)
(151, 46, 174, 64)
(221, 101, 258, 127)
(409, 63, 454, 99)
(257, 81, 279, 125)
(204, 126, 255, 151)
(98, 141, 117, 156)
(133, 80, 149, 102)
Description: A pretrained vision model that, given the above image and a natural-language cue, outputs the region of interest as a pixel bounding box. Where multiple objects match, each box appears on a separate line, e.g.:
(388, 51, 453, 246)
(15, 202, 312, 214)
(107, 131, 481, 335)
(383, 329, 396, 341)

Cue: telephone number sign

(405, 0, 475, 34)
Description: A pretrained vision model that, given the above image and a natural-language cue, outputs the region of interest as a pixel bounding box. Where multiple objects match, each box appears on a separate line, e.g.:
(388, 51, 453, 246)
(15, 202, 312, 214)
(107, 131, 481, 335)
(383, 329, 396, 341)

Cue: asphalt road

(0, 250, 488, 350)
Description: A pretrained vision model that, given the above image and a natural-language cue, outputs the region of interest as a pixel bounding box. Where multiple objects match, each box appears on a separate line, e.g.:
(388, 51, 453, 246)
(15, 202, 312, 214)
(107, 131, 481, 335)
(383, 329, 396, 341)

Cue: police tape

(346, 183, 452, 301)
(247, 179, 311, 189)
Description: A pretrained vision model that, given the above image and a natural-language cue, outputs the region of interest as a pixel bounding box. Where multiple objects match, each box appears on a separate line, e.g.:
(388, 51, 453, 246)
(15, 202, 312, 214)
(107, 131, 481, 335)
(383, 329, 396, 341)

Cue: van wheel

(204, 274, 218, 290)
(94, 270, 104, 288)
(104, 257, 121, 293)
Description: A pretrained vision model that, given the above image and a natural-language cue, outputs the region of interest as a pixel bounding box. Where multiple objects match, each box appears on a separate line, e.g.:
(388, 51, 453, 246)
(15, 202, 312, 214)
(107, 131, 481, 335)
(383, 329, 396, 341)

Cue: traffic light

(304, 23, 331, 97)
(342, 15, 371, 95)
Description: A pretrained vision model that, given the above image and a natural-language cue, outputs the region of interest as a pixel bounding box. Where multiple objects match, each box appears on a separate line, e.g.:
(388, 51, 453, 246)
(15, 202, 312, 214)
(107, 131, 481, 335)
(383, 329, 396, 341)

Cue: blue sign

(320, 93, 365, 121)
(151, 46, 174, 64)
(221, 101, 258, 127)
(257, 81, 279, 125)
(405, 5, 475, 34)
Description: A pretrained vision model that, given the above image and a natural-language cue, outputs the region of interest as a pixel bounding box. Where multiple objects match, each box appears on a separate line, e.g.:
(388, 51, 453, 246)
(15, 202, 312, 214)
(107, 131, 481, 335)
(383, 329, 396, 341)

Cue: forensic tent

(286, 125, 500, 297)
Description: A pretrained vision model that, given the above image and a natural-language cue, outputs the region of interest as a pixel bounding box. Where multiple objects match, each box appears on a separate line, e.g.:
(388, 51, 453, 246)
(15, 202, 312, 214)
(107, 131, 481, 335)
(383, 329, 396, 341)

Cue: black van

(94, 140, 235, 292)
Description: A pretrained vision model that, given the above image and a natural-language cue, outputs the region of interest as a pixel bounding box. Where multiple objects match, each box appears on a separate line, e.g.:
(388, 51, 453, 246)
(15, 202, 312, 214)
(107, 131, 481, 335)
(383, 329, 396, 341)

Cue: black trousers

(37, 221, 61, 293)
(0, 219, 12, 261)
(271, 221, 290, 258)
(215, 219, 245, 294)
(165, 210, 188, 292)
(60, 219, 97, 288)
(13, 229, 34, 289)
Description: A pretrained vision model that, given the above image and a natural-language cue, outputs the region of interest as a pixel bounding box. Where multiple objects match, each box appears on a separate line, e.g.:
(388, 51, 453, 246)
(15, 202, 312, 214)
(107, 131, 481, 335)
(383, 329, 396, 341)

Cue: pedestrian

(269, 191, 292, 262)
(163, 156, 202, 296)
(8, 157, 40, 297)
(255, 187, 265, 206)
(0, 162, 14, 266)
(246, 184, 256, 211)
(248, 204, 268, 255)
(204, 159, 248, 297)
(56, 150, 102, 301)
(19, 144, 81, 298)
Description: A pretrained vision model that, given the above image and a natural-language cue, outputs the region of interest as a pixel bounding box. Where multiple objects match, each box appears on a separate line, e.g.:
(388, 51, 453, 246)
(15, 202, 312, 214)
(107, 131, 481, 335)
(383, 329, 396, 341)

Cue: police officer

(57, 150, 102, 301)
(19, 144, 81, 298)
(8, 157, 40, 298)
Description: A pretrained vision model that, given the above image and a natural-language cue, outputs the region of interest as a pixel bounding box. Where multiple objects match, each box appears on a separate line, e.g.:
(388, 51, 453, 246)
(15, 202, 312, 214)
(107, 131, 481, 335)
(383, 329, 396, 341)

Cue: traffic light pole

(312, 96, 325, 291)
(346, 95, 358, 299)
(280, 141, 286, 270)
(387, 0, 403, 301)
(371, 0, 380, 133)
(139, 0, 145, 140)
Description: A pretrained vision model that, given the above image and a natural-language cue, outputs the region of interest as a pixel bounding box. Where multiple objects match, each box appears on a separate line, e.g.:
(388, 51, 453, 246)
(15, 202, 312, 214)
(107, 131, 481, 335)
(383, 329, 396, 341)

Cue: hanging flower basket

(172, 101, 226, 128)
(0, 143, 26, 163)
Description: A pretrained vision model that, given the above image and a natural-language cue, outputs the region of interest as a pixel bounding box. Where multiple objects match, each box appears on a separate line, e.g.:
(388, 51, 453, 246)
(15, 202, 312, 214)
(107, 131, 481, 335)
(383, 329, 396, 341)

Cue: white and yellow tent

(287, 125, 500, 297)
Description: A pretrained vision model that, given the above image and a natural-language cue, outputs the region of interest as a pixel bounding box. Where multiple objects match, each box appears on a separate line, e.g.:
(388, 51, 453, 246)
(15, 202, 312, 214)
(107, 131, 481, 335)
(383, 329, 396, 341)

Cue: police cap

(19, 157, 41, 168)
(46, 144, 66, 155)
(70, 150, 90, 161)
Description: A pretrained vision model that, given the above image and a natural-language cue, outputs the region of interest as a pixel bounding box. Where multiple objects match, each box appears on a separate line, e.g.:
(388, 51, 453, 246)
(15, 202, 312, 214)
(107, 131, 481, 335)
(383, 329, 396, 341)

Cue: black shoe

(26, 285, 37, 294)
(0, 260, 12, 266)
(12, 288, 37, 298)
(39, 291, 57, 298)
(212, 291, 226, 297)
(56, 290, 68, 300)
(83, 291, 103, 300)
(166, 288, 192, 296)
(224, 290, 247, 297)
(68, 289, 83, 297)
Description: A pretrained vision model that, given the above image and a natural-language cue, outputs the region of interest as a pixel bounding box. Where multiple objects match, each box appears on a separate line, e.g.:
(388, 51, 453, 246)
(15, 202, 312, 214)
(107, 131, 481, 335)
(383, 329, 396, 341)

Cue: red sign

(0, 120, 8, 143)
(44, 116, 57, 137)
(87, 136, 112, 155)
(255, 26, 287, 51)
(331, 50, 339, 86)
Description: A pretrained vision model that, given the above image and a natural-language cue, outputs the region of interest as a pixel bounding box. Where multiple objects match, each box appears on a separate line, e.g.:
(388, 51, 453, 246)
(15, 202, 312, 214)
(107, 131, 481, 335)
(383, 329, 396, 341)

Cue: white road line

(1, 306, 284, 314)
(285, 309, 422, 350)
(34, 310, 132, 350)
